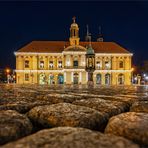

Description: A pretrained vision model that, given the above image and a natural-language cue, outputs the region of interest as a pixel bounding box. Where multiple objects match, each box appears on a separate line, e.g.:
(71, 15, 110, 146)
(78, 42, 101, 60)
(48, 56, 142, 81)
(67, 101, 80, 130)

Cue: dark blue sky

(0, 1, 148, 69)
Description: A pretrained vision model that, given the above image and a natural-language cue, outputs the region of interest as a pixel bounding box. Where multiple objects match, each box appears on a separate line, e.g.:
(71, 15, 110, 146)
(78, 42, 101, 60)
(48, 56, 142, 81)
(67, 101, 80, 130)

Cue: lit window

(96, 61, 101, 69)
(105, 61, 110, 69)
(25, 60, 29, 68)
(25, 73, 29, 81)
(39, 61, 44, 69)
(58, 61, 62, 68)
(49, 61, 54, 68)
(119, 61, 124, 68)
(66, 60, 70, 66)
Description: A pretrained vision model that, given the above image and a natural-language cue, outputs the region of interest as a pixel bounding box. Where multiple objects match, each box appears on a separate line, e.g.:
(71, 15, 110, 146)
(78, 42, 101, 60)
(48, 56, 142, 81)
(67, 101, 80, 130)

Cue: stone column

(86, 72, 88, 82)
(71, 55, 73, 67)
(79, 72, 82, 84)
(45, 56, 48, 70)
(71, 72, 73, 84)
(102, 73, 105, 85)
(64, 72, 66, 84)
(63, 55, 65, 68)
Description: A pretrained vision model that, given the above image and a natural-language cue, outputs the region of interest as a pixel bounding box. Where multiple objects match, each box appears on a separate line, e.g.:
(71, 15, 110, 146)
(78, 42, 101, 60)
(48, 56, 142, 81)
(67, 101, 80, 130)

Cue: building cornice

(14, 52, 62, 56)
(95, 53, 133, 56)
(14, 52, 132, 56)
(94, 69, 133, 73)
(15, 69, 133, 73)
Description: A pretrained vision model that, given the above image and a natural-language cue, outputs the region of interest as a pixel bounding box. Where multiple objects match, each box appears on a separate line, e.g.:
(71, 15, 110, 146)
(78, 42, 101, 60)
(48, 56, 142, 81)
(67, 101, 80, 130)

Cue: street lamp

(5, 68, 11, 84)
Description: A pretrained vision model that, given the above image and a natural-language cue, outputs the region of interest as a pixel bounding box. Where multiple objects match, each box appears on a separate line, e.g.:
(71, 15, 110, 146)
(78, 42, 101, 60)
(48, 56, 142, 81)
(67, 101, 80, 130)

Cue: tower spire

(72, 16, 76, 23)
(85, 24, 91, 42)
(97, 26, 104, 42)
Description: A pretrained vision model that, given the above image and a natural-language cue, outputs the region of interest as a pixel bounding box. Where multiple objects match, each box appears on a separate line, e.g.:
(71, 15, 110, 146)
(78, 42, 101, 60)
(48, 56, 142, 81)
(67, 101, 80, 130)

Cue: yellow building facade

(15, 17, 133, 85)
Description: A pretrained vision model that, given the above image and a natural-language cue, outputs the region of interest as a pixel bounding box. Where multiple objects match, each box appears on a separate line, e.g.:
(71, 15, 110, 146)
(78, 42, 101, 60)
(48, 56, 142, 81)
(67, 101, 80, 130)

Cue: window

(49, 61, 54, 69)
(39, 61, 44, 69)
(58, 61, 62, 68)
(105, 61, 110, 69)
(74, 60, 78, 67)
(24, 60, 29, 68)
(96, 61, 101, 69)
(119, 61, 124, 68)
(25, 74, 29, 81)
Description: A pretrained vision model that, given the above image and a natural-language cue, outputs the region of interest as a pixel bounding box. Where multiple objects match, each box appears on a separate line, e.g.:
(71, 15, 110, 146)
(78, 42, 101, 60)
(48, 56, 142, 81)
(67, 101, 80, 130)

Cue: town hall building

(15, 17, 133, 85)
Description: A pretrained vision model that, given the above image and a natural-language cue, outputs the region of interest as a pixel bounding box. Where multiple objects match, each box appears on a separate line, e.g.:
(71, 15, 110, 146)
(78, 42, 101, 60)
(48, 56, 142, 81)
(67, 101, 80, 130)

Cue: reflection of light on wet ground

(1, 84, 148, 96)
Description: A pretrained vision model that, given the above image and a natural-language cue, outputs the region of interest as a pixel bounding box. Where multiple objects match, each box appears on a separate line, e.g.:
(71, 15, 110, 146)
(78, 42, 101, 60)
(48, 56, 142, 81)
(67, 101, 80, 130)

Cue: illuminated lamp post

(13, 75, 16, 83)
(6, 68, 10, 84)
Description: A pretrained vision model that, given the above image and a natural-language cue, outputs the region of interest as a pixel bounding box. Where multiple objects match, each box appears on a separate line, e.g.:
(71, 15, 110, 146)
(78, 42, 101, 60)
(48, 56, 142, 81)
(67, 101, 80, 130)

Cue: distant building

(15, 17, 133, 85)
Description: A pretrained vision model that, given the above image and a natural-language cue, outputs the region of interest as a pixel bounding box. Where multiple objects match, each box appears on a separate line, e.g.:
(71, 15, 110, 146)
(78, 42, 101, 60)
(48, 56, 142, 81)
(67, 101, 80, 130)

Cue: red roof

(17, 41, 131, 54)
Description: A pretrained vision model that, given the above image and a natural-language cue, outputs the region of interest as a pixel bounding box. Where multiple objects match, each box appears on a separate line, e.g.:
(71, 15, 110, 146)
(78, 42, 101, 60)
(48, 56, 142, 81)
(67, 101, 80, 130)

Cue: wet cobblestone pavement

(0, 84, 148, 148)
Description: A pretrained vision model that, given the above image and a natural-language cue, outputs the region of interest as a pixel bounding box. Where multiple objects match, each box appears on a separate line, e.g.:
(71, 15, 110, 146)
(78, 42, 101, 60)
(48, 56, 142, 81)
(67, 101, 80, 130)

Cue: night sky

(0, 1, 148, 69)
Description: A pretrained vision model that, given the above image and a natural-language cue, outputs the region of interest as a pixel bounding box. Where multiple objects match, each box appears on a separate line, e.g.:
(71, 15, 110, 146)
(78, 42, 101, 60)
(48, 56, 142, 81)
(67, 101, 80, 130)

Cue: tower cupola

(69, 16, 80, 46)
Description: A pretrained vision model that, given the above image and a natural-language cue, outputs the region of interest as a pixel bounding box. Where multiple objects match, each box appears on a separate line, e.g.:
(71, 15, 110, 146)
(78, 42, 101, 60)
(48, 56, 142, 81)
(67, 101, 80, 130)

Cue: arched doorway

(48, 73, 54, 84)
(96, 74, 101, 84)
(58, 74, 64, 84)
(39, 73, 46, 84)
(105, 73, 111, 85)
(118, 74, 124, 85)
(73, 73, 79, 84)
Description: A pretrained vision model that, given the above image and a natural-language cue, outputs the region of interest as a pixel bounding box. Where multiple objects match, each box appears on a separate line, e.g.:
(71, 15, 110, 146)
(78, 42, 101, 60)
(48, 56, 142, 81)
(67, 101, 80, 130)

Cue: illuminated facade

(15, 17, 133, 85)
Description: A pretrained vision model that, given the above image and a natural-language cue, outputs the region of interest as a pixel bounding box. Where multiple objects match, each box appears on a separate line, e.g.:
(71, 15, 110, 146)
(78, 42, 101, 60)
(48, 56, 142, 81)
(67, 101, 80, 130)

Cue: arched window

(39, 73, 46, 85)
(96, 74, 101, 84)
(58, 74, 64, 84)
(105, 73, 111, 85)
(48, 73, 54, 85)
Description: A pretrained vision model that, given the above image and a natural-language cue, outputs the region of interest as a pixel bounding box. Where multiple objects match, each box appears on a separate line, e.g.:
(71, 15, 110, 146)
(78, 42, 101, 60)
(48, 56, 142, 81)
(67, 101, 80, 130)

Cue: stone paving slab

(0, 110, 33, 145)
(0, 127, 139, 148)
(105, 112, 148, 146)
(27, 103, 105, 130)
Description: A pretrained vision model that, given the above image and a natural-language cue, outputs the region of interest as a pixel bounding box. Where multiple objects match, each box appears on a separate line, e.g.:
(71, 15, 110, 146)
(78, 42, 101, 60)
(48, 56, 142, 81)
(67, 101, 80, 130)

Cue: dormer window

(39, 61, 44, 69)
(25, 60, 29, 68)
